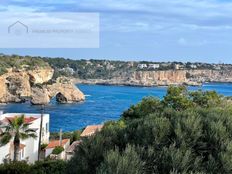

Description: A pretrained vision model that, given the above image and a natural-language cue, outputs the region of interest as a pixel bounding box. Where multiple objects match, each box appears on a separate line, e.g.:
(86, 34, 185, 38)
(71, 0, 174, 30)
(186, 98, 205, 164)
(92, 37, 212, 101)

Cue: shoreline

(74, 78, 203, 88)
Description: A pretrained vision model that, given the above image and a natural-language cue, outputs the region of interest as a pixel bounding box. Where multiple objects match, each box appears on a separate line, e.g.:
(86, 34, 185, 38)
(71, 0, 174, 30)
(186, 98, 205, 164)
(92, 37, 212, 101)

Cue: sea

(0, 83, 232, 132)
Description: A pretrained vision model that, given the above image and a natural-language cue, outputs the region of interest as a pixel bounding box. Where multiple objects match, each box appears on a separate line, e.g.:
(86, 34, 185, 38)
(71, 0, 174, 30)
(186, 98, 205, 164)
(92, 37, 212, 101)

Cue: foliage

(52, 146, 64, 155)
(40, 144, 48, 150)
(31, 160, 67, 174)
(163, 85, 193, 110)
(68, 86, 232, 174)
(0, 161, 31, 174)
(0, 160, 67, 174)
(122, 97, 163, 120)
(0, 54, 49, 75)
(97, 145, 143, 174)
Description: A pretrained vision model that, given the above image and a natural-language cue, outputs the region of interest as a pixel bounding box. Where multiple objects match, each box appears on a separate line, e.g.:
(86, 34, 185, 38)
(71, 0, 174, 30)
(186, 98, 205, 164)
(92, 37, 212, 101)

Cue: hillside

(1, 54, 232, 86)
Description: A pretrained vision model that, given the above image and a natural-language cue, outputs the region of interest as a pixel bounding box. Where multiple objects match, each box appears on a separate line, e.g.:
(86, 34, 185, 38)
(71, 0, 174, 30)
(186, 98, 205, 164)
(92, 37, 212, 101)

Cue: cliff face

(28, 68, 54, 84)
(129, 69, 232, 86)
(0, 68, 85, 104)
(131, 70, 188, 86)
(188, 69, 232, 83)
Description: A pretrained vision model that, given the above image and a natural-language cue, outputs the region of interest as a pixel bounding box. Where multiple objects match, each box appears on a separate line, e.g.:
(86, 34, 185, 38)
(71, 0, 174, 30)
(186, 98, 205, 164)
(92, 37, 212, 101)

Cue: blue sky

(1, 0, 232, 63)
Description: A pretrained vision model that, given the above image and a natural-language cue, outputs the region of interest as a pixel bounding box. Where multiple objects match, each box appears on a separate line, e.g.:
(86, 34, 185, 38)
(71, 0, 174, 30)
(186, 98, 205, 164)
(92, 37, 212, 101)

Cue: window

(21, 148, 24, 159)
(46, 123, 49, 133)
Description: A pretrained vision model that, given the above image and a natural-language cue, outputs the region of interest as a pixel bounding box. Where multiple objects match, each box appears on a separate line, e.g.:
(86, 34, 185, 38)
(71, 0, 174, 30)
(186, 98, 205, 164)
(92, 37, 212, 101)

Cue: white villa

(137, 64, 147, 69)
(0, 113, 50, 164)
(148, 64, 160, 69)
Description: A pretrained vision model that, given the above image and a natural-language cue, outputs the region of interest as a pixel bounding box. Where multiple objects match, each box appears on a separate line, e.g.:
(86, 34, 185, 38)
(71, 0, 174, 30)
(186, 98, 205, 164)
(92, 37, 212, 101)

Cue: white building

(148, 64, 160, 69)
(45, 139, 70, 160)
(137, 64, 147, 69)
(0, 113, 50, 164)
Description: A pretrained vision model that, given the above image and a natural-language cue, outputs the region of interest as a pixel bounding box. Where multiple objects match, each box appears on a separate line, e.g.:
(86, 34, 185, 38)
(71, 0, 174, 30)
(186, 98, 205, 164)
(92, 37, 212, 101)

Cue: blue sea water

(0, 83, 232, 132)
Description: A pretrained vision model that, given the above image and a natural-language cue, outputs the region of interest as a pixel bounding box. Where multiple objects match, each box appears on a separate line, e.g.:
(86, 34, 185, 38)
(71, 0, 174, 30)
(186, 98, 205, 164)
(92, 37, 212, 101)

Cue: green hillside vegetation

(1, 86, 232, 173)
(0, 54, 49, 75)
(44, 57, 137, 79)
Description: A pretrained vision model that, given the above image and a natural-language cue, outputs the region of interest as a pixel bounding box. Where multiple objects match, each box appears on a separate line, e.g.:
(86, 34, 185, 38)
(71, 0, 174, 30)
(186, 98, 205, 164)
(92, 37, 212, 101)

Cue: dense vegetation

(0, 54, 49, 75)
(67, 86, 232, 174)
(1, 86, 232, 173)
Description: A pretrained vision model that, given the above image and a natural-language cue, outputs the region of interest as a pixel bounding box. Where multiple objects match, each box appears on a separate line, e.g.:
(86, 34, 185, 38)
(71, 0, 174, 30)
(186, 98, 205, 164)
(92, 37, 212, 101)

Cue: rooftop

(66, 140, 82, 153)
(4, 116, 38, 124)
(80, 125, 103, 137)
(46, 139, 70, 149)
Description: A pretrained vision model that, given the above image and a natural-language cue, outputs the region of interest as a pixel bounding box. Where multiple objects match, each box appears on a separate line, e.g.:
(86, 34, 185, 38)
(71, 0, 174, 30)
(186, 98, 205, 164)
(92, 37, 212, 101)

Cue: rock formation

(28, 68, 54, 84)
(0, 68, 85, 104)
(31, 87, 50, 105)
(47, 83, 85, 104)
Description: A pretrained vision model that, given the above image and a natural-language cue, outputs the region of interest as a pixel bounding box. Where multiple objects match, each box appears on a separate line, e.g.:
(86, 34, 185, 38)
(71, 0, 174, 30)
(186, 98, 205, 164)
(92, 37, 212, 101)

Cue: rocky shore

(75, 69, 232, 87)
(0, 68, 85, 105)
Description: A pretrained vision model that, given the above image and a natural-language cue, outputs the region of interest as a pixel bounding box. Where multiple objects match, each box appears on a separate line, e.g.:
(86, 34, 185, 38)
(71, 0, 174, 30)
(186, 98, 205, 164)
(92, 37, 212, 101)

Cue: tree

(97, 145, 143, 174)
(163, 85, 193, 111)
(0, 115, 37, 161)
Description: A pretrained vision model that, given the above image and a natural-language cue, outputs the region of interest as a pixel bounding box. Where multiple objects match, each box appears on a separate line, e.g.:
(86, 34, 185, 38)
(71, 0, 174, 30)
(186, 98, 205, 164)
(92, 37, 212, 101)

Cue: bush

(97, 145, 143, 174)
(52, 146, 64, 155)
(31, 160, 67, 174)
(0, 160, 67, 174)
(0, 161, 31, 174)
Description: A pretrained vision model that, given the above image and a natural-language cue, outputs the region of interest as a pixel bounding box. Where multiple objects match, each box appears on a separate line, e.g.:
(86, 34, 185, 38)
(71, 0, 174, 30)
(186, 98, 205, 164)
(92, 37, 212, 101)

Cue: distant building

(80, 125, 103, 137)
(66, 140, 82, 160)
(137, 64, 147, 69)
(0, 113, 50, 163)
(174, 64, 184, 70)
(190, 64, 197, 69)
(45, 139, 70, 160)
(148, 64, 160, 69)
(61, 67, 74, 75)
(214, 65, 221, 70)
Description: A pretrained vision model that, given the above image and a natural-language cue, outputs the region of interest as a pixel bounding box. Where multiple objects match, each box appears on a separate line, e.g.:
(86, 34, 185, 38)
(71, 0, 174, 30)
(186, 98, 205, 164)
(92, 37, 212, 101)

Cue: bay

(0, 83, 231, 132)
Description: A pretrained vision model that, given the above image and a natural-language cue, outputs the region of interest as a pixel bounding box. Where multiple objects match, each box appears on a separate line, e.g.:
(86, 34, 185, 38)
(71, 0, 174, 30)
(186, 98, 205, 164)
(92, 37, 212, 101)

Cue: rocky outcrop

(47, 83, 85, 103)
(0, 68, 85, 104)
(0, 72, 32, 103)
(28, 68, 54, 84)
(31, 87, 50, 105)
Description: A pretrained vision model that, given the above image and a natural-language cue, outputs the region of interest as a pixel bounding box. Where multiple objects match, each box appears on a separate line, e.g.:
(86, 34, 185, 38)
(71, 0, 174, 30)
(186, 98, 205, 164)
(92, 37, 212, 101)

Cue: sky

(1, 0, 232, 63)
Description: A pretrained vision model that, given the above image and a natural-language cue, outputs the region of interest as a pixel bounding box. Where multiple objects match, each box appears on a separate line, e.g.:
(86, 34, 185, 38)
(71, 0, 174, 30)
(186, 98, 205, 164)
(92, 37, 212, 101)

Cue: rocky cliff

(76, 69, 232, 87)
(0, 68, 85, 104)
(130, 70, 188, 86)
(130, 69, 232, 86)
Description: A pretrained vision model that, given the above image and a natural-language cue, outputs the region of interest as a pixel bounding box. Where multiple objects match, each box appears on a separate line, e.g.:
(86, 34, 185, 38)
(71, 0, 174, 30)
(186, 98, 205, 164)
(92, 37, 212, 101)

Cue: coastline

(73, 78, 203, 87)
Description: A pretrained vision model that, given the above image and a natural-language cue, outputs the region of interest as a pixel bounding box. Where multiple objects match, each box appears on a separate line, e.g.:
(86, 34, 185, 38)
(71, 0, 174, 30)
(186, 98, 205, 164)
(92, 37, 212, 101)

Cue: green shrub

(31, 160, 67, 174)
(97, 145, 143, 174)
(40, 144, 48, 150)
(0, 161, 31, 174)
(52, 146, 64, 155)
